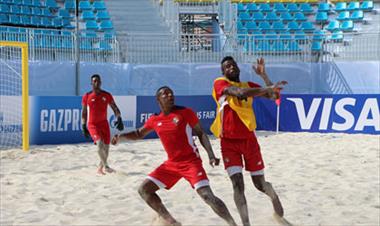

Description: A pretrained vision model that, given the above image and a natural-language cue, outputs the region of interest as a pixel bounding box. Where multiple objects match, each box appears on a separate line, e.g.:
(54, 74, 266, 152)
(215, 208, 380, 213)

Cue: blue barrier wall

(27, 94, 380, 145)
(28, 61, 380, 96)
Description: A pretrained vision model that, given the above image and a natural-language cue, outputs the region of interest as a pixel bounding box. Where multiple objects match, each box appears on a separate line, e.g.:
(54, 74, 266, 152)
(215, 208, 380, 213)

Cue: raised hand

(252, 57, 266, 77)
(114, 117, 124, 131)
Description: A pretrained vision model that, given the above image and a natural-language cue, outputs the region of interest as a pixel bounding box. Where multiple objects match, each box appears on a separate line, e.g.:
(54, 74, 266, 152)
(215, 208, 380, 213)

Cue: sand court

(1, 132, 379, 226)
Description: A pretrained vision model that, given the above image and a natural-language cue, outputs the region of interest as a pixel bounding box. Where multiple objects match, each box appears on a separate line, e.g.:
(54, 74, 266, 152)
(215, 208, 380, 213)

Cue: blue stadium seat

(21, 6, 31, 15)
(32, 0, 41, 7)
(326, 20, 340, 31)
(280, 12, 293, 21)
(21, 15, 31, 25)
(252, 31, 264, 40)
(311, 41, 322, 52)
(41, 17, 52, 27)
(59, 9, 73, 19)
(237, 20, 244, 30)
(318, 3, 330, 12)
(272, 21, 287, 31)
(239, 12, 252, 21)
(0, 4, 9, 13)
(42, 8, 53, 17)
(252, 12, 265, 21)
(287, 3, 299, 13)
(288, 41, 302, 51)
(360, 1, 373, 11)
(245, 21, 259, 32)
(82, 10, 95, 20)
(288, 21, 301, 31)
(52, 17, 62, 27)
(279, 31, 292, 41)
(331, 30, 343, 42)
(99, 40, 112, 50)
(258, 21, 271, 31)
(99, 20, 113, 30)
(85, 20, 98, 30)
(12, 0, 22, 5)
(335, 2, 346, 12)
(258, 3, 271, 12)
(265, 12, 279, 21)
(347, 2, 359, 11)
(237, 3, 246, 12)
(103, 30, 115, 38)
(96, 10, 110, 21)
(22, 0, 32, 6)
(45, 0, 59, 10)
(64, 1, 75, 11)
(79, 1, 92, 11)
(265, 31, 277, 40)
(256, 40, 271, 52)
(9, 14, 20, 24)
(31, 7, 41, 15)
(294, 12, 307, 22)
(0, 13, 8, 23)
(340, 20, 353, 31)
(350, 10, 364, 21)
(294, 31, 307, 41)
(336, 11, 349, 21)
(312, 30, 325, 41)
(92, 1, 106, 11)
(237, 29, 248, 42)
(246, 3, 259, 12)
(63, 18, 74, 29)
(82, 30, 97, 38)
(273, 3, 287, 12)
(300, 3, 313, 14)
(31, 15, 40, 26)
(301, 21, 315, 33)
(315, 12, 328, 23)
(10, 5, 21, 14)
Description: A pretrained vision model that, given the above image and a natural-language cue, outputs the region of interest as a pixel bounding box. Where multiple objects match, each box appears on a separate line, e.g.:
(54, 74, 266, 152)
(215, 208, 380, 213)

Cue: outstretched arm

(223, 83, 285, 100)
(193, 123, 220, 167)
(111, 126, 152, 144)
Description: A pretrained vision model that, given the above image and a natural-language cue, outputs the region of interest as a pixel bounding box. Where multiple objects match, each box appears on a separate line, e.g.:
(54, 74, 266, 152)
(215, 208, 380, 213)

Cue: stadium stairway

(106, 0, 178, 63)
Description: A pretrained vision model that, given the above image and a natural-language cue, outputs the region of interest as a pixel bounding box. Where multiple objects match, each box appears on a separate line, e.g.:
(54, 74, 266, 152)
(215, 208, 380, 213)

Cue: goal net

(0, 41, 29, 151)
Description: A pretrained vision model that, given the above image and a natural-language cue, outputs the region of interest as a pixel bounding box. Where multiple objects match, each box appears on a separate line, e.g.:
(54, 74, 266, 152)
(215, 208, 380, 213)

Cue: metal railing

(0, 27, 121, 63)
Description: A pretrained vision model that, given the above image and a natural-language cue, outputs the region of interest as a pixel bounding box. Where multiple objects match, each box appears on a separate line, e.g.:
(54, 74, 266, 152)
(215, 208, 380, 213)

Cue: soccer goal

(0, 41, 29, 151)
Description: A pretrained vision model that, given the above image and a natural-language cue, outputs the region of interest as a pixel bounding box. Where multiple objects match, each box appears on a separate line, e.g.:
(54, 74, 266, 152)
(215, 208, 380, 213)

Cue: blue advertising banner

(280, 94, 380, 134)
(27, 94, 379, 145)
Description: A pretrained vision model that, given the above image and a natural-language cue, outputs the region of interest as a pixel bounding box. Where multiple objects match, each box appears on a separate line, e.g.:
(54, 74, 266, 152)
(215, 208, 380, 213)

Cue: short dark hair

(221, 56, 235, 65)
(91, 74, 101, 80)
(156, 86, 172, 97)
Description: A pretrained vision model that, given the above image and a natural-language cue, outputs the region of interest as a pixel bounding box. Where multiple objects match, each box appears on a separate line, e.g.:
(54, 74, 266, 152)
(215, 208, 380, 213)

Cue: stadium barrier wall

(28, 61, 379, 96)
(25, 94, 379, 145)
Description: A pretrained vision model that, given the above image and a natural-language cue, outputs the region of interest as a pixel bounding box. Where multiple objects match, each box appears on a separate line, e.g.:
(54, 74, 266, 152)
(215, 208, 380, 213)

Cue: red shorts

(88, 121, 111, 145)
(148, 158, 209, 190)
(221, 133, 264, 173)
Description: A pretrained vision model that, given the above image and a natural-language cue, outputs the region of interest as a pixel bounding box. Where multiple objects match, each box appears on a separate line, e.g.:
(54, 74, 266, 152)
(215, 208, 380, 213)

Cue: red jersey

(82, 90, 115, 125)
(144, 106, 200, 162)
(214, 79, 261, 139)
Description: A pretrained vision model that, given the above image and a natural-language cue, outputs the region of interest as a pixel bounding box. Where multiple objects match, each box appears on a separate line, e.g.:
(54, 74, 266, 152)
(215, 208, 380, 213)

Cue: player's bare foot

(97, 167, 106, 175)
(272, 195, 284, 217)
(273, 213, 293, 226)
(105, 166, 115, 173)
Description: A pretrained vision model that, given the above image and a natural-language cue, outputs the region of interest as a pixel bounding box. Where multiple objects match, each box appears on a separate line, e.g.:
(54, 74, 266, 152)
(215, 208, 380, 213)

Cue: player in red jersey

(111, 86, 237, 226)
(211, 57, 288, 226)
(82, 74, 124, 175)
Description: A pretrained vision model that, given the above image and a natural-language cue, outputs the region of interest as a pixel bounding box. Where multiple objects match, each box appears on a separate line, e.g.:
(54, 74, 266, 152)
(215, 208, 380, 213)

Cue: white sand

(1, 132, 379, 226)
